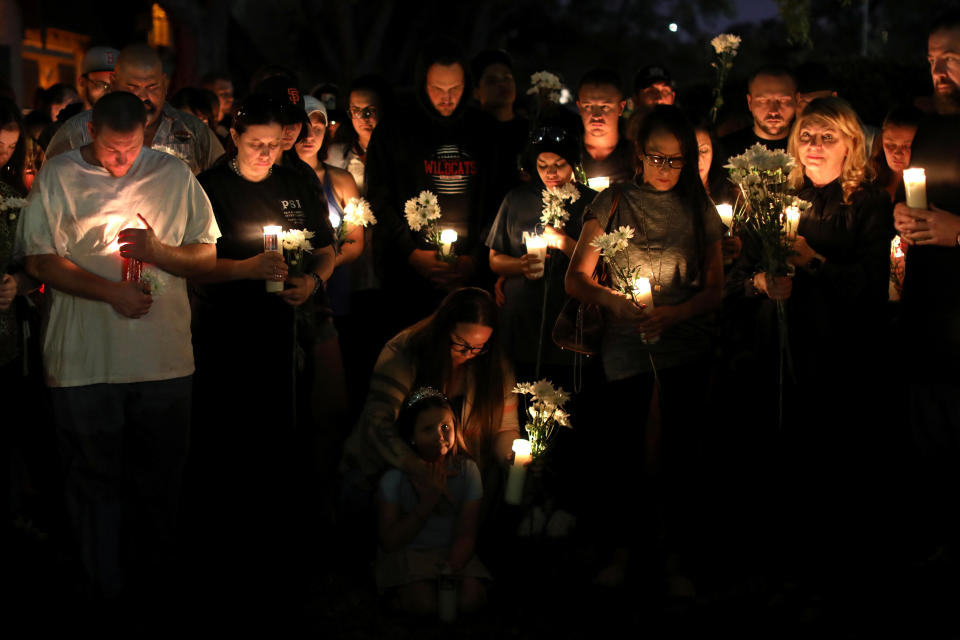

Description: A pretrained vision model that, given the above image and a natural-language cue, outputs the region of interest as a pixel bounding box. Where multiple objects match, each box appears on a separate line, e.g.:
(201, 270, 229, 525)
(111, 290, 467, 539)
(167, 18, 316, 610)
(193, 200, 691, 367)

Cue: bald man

(46, 43, 223, 174)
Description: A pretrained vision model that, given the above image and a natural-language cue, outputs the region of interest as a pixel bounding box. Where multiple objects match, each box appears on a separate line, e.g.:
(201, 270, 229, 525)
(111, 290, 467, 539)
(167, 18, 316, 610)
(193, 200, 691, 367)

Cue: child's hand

(411, 461, 450, 512)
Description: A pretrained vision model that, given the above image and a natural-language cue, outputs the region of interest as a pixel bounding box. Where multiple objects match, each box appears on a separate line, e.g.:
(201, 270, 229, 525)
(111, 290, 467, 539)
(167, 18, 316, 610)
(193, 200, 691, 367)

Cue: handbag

(551, 187, 623, 356)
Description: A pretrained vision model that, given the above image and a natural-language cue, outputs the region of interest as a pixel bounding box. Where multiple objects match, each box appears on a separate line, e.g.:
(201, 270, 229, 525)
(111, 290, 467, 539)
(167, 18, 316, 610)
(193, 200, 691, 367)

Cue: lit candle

(892, 235, 904, 259)
(784, 206, 801, 239)
(903, 167, 928, 210)
(439, 228, 458, 257)
(329, 210, 341, 229)
(504, 439, 532, 505)
(263, 225, 284, 293)
(716, 203, 734, 233)
(632, 277, 659, 344)
(587, 176, 610, 191)
(523, 231, 548, 279)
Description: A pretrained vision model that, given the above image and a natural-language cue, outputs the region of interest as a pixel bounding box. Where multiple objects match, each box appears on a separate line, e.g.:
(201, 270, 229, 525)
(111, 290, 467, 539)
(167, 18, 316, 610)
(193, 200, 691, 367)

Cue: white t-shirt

(18, 147, 221, 387)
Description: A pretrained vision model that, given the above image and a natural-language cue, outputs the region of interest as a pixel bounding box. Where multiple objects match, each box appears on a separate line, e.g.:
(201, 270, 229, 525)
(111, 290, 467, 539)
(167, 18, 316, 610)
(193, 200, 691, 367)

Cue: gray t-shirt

(378, 455, 482, 550)
(585, 181, 721, 380)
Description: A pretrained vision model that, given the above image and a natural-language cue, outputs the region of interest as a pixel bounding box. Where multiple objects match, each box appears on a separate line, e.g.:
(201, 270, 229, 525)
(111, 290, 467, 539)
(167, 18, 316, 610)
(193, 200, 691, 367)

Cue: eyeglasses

(530, 126, 569, 144)
(83, 78, 111, 92)
(349, 106, 378, 120)
(643, 153, 684, 170)
(449, 333, 489, 356)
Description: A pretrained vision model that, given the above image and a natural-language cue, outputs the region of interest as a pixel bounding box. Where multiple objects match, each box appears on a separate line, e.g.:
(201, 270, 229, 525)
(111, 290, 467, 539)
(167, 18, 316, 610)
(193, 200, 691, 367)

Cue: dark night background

(10, 0, 960, 124)
(7, 1, 960, 637)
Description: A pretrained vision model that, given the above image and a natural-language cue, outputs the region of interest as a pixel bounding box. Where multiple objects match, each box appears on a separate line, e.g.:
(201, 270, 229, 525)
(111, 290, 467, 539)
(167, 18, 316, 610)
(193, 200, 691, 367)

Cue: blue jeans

(51, 376, 192, 599)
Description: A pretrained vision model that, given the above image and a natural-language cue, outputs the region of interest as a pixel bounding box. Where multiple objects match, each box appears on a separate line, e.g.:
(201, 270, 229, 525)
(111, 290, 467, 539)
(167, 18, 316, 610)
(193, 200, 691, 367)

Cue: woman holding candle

(486, 125, 596, 379)
(566, 105, 723, 587)
(186, 94, 335, 607)
(342, 288, 519, 515)
(732, 96, 892, 581)
(868, 105, 923, 202)
(695, 121, 742, 264)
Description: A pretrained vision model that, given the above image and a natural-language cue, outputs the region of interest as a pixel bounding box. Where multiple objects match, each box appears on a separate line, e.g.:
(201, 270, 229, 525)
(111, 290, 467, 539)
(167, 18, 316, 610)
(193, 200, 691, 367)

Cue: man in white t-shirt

(18, 92, 220, 600)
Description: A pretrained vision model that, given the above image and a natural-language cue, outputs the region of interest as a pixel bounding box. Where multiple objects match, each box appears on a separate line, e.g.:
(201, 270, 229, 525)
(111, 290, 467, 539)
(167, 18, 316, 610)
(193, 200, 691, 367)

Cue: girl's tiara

(404, 386, 448, 408)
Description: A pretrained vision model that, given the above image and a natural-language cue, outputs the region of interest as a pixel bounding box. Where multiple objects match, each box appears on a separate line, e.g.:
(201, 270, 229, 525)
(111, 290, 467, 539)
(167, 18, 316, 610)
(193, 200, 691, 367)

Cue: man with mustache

(576, 68, 634, 187)
(45, 43, 223, 175)
(720, 65, 797, 161)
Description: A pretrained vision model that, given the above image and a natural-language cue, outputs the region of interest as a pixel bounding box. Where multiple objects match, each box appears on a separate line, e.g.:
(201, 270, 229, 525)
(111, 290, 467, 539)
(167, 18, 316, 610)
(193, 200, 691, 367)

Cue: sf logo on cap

(288, 88, 300, 104)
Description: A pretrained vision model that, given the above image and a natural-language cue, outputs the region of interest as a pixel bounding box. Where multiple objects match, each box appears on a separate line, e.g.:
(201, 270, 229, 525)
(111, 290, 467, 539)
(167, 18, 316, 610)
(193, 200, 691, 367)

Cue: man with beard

(365, 37, 498, 331)
(720, 65, 797, 160)
(46, 44, 223, 175)
(893, 10, 960, 560)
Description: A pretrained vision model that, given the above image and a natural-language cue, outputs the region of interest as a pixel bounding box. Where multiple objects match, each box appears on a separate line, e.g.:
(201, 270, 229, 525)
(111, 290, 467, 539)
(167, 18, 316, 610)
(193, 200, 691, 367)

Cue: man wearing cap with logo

(46, 43, 224, 175)
(37, 46, 120, 150)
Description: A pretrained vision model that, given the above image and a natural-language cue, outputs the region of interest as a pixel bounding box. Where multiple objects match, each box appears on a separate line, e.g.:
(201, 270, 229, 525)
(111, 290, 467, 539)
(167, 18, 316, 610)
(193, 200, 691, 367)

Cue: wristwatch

(309, 272, 323, 296)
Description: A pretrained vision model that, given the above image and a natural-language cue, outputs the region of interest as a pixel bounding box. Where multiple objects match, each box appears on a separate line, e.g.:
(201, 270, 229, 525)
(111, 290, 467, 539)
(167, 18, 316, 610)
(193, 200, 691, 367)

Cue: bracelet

(746, 272, 761, 297)
(309, 272, 323, 296)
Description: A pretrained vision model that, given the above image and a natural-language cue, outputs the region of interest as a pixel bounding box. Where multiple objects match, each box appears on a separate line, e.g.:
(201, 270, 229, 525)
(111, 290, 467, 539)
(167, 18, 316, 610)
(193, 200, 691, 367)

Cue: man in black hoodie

(366, 38, 499, 331)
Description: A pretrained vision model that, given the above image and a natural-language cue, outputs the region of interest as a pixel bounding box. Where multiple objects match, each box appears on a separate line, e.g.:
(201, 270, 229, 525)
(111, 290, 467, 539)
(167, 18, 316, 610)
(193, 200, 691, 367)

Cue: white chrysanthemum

(0, 196, 28, 212)
(419, 191, 438, 207)
(710, 33, 741, 55)
(512, 382, 534, 395)
(343, 197, 376, 228)
(139, 269, 166, 296)
(281, 228, 315, 251)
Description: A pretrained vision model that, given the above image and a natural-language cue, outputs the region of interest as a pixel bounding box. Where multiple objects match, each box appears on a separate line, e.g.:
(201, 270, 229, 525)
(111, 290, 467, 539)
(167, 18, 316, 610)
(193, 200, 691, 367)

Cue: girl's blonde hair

(787, 96, 873, 203)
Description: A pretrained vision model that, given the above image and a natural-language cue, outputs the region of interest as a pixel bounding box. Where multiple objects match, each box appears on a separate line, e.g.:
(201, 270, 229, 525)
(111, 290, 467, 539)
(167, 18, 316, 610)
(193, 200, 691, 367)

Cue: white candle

(504, 439, 532, 505)
(903, 167, 928, 210)
(587, 176, 610, 191)
(632, 277, 659, 344)
(329, 210, 341, 229)
(523, 231, 548, 279)
(716, 203, 734, 232)
(440, 228, 458, 257)
(784, 206, 801, 239)
(263, 225, 284, 293)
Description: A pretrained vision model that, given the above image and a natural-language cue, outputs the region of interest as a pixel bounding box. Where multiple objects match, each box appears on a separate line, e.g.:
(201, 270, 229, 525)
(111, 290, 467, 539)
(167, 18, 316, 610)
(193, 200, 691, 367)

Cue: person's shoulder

(378, 468, 405, 493)
(575, 182, 598, 201)
(62, 108, 93, 129)
(143, 147, 194, 177)
(196, 161, 232, 188)
(165, 104, 213, 137)
(326, 163, 358, 190)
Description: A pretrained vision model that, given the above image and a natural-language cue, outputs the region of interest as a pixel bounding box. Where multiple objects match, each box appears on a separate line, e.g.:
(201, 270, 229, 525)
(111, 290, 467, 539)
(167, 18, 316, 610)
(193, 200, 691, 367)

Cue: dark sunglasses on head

(530, 126, 569, 145)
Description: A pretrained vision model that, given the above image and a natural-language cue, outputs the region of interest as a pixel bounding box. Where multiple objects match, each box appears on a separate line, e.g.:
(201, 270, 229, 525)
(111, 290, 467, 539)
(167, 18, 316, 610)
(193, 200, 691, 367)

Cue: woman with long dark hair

(0, 98, 28, 195)
(566, 104, 723, 586)
(342, 287, 519, 491)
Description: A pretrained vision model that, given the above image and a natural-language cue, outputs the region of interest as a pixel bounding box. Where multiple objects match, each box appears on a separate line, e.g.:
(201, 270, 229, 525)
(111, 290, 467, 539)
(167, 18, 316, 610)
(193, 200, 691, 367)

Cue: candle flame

(440, 228, 458, 243)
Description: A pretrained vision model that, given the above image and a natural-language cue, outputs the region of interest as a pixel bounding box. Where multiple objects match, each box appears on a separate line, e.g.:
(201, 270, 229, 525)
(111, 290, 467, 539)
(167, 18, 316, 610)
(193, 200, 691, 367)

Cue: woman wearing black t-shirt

(185, 94, 335, 609)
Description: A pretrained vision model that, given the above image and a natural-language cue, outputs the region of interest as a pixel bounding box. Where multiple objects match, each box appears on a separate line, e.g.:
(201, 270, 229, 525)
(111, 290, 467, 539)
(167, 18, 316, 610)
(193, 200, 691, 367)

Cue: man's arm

(25, 254, 152, 319)
(118, 214, 216, 278)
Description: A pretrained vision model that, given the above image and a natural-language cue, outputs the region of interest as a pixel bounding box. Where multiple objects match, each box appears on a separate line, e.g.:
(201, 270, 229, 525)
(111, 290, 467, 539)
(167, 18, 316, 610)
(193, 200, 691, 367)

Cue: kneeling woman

(342, 288, 519, 505)
(565, 105, 723, 582)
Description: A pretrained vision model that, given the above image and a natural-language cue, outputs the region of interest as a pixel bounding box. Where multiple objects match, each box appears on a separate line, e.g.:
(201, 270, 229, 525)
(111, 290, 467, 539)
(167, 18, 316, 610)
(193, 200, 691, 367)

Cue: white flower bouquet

(0, 193, 28, 274)
(590, 225, 649, 304)
(280, 228, 315, 277)
(708, 32, 741, 124)
(332, 196, 376, 249)
(527, 71, 563, 104)
(725, 143, 812, 427)
(512, 379, 571, 459)
(540, 183, 579, 230)
(139, 268, 166, 296)
(404, 190, 453, 261)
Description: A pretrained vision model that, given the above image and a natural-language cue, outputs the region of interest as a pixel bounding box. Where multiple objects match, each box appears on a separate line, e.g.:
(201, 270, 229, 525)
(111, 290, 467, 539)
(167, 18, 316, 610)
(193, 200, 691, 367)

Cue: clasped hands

(894, 202, 960, 247)
(610, 290, 680, 341)
(246, 251, 314, 306)
(409, 249, 474, 289)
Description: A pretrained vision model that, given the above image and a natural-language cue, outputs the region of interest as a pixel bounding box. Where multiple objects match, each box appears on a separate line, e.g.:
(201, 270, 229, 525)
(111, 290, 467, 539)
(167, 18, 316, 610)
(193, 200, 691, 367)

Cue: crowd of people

(2, 11, 960, 633)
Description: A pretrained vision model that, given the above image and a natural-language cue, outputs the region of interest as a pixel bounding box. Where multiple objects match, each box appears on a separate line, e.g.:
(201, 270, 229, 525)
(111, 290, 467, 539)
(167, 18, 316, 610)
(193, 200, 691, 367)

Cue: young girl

(376, 388, 489, 614)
